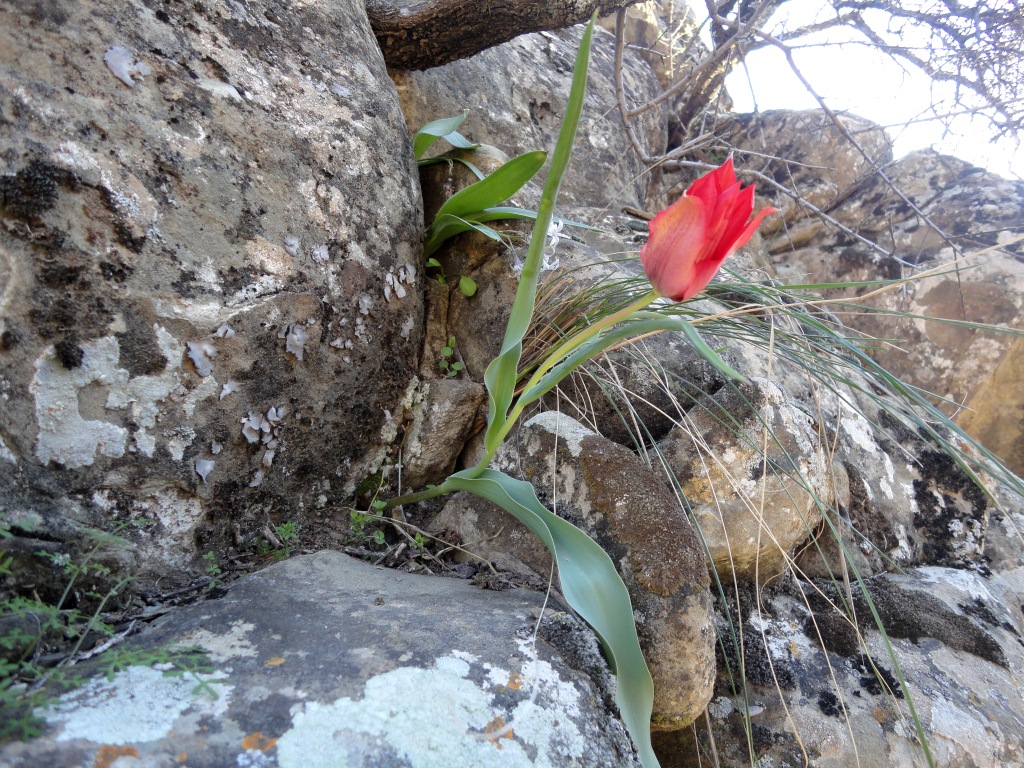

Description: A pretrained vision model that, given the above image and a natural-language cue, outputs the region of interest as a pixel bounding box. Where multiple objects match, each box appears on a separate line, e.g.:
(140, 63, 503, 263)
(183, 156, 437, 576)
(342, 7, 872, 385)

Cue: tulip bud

(641, 158, 777, 301)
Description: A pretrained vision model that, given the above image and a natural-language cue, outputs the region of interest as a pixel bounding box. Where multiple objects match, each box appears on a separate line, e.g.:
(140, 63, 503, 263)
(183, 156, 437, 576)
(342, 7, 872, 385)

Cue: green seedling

(439, 336, 465, 378)
(273, 521, 299, 560)
(201, 551, 222, 588)
(424, 258, 477, 298)
(0, 522, 214, 742)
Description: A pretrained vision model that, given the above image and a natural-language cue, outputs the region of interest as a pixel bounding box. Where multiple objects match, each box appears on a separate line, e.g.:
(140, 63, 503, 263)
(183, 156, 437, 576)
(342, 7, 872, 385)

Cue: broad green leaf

(447, 469, 658, 768)
(481, 17, 597, 459)
(458, 276, 478, 297)
(434, 151, 547, 223)
(413, 110, 471, 160)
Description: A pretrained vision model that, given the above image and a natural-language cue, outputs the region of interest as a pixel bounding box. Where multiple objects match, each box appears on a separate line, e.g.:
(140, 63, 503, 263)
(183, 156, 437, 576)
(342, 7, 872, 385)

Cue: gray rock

(0, 0, 424, 587)
(658, 374, 831, 584)
(730, 113, 1024, 476)
(400, 377, 486, 488)
(717, 110, 893, 228)
(2, 551, 640, 768)
(434, 412, 716, 731)
(657, 563, 1024, 768)
(394, 24, 668, 212)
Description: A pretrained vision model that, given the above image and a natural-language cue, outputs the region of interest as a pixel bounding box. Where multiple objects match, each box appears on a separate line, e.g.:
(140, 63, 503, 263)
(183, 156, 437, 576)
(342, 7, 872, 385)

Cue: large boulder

(0, 0, 423, 587)
(727, 113, 1024, 475)
(1, 551, 641, 767)
(393, 24, 668, 212)
(654, 560, 1024, 768)
(432, 412, 717, 731)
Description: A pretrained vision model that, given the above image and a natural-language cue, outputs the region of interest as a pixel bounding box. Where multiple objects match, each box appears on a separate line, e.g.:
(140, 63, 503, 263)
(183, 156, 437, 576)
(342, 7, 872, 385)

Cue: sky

(717, 1, 1023, 180)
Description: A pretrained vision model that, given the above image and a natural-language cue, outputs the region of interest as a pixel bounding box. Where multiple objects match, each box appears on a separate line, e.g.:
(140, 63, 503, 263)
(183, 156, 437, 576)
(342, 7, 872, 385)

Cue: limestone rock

(0, 0, 423, 586)
(434, 412, 716, 730)
(658, 375, 831, 584)
(729, 115, 1024, 475)
(654, 562, 1024, 768)
(2, 551, 640, 768)
(716, 110, 893, 227)
(400, 377, 486, 488)
(393, 24, 668, 212)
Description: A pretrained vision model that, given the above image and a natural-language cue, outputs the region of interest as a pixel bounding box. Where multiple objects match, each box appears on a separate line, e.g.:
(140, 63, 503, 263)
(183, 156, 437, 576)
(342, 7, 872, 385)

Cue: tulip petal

(730, 205, 779, 254)
(640, 194, 707, 300)
(640, 158, 775, 303)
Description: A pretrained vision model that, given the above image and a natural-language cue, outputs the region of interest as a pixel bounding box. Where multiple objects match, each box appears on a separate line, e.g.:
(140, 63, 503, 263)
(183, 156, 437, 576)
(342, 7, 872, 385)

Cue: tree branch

(366, 0, 642, 70)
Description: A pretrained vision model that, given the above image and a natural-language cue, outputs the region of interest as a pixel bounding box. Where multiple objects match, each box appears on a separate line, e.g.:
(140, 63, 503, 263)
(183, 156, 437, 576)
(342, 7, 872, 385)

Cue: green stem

(471, 289, 660, 475)
(523, 289, 658, 394)
(382, 479, 454, 510)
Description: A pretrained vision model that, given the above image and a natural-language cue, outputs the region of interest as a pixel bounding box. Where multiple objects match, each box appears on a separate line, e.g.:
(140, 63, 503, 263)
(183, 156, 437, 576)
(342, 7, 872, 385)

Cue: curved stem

(523, 289, 659, 395)
(383, 479, 454, 510)
(470, 289, 660, 476)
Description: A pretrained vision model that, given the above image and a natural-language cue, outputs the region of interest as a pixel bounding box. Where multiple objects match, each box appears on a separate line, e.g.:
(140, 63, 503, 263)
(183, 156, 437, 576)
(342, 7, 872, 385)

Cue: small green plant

(0, 522, 215, 743)
(424, 257, 478, 298)
(413, 111, 550, 259)
(349, 508, 386, 547)
(273, 521, 299, 560)
(201, 551, 222, 588)
(438, 336, 465, 378)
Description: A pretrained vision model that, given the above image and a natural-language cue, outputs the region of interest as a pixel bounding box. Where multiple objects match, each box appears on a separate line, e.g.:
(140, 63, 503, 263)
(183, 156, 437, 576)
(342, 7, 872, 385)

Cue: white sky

(717, 1, 1023, 180)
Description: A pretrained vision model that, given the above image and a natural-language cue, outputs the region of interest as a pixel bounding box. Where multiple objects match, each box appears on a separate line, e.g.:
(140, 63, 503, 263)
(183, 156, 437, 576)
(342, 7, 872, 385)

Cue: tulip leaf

(482, 17, 596, 458)
(677, 320, 748, 383)
(446, 468, 658, 768)
(413, 110, 478, 160)
(516, 314, 746, 410)
(433, 150, 547, 223)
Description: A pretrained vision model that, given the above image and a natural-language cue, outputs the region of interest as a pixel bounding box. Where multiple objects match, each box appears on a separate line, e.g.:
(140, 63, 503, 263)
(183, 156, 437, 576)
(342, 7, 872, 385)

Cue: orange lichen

(483, 716, 514, 748)
(93, 745, 139, 768)
(241, 732, 278, 752)
(264, 657, 286, 667)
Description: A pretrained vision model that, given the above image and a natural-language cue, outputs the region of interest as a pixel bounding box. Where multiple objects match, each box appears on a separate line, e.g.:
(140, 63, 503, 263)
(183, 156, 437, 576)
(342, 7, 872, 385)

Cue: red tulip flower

(640, 158, 777, 301)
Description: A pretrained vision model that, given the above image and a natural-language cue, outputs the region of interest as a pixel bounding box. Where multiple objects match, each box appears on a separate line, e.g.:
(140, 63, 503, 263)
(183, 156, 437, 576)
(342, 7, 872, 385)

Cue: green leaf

(441, 346, 453, 357)
(432, 151, 546, 223)
(458, 276, 478, 297)
(447, 469, 658, 768)
(677, 321, 747, 383)
(423, 214, 507, 258)
(481, 17, 597, 460)
(413, 110, 470, 160)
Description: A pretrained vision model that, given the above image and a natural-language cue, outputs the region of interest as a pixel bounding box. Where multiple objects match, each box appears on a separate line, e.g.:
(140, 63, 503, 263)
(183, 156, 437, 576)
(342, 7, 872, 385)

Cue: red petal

(686, 158, 734, 208)
(728, 206, 778, 255)
(640, 194, 707, 299)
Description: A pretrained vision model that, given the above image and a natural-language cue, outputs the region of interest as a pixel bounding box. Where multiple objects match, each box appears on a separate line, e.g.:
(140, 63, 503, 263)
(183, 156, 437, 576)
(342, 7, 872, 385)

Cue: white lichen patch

(132, 484, 206, 566)
(280, 322, 311, 361)
(195, 459, 215, 483)
(177, 620, 258, 663)
(187, 339, 217, 377)
(41, 665, 215, 744)
(0, 435, 16, 464)
(103, 45, 153, 87)
(276, 650, 585, 768)
(525, 411, 594, 458)
(31, 339, 129, 468)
